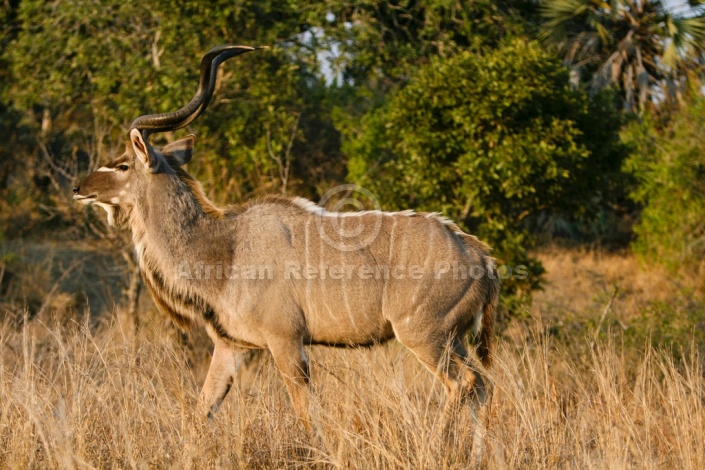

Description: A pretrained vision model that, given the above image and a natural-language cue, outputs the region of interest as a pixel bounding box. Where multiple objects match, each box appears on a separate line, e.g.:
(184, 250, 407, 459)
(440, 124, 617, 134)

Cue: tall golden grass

(1, 248, 704, 468)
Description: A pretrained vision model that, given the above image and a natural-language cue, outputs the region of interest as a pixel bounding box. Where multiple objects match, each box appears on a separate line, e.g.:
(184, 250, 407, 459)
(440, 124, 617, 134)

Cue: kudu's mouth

(73, 193, 97, 204)
(73, 184, 97, 204)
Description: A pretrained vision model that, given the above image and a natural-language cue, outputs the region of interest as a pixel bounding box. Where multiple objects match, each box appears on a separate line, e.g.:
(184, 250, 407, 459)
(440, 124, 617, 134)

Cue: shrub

(344, 39, 627, 300)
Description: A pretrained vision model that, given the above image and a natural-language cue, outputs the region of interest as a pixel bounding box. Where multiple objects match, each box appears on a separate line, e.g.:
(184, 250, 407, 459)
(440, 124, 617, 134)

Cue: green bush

(344, 39, 627, 300)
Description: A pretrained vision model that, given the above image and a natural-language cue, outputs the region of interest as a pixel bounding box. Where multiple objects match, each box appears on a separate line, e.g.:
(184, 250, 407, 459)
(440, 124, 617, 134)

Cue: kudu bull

(73, 45, 500, 427)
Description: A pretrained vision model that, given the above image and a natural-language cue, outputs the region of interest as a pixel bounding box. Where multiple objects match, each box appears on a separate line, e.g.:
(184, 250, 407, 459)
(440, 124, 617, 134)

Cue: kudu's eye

(118, 164, 129, 172)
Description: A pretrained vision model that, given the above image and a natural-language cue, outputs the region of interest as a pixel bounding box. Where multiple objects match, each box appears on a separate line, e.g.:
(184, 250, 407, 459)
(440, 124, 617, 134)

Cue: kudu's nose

(72, 186, 80, 194)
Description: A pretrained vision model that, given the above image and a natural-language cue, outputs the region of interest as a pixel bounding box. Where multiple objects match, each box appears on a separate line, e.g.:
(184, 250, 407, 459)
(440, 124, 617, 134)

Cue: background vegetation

(1, 0, 705, 466)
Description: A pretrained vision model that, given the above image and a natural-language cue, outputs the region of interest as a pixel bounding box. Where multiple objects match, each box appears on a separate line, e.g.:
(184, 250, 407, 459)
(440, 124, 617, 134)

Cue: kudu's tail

(477, 260, 500, 367)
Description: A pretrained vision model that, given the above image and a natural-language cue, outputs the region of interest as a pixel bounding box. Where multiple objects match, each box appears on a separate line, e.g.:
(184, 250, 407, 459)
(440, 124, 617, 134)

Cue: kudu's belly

(294, 275, 432, 347)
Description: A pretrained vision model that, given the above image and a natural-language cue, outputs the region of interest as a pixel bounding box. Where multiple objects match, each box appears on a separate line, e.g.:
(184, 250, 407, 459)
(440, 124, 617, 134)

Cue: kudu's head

(73, 45, 262, 226)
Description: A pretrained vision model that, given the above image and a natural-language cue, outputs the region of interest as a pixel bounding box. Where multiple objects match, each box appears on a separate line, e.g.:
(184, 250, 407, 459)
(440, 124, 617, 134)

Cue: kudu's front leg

(268, 339, 312, 432)
(198, 342, 248, 419)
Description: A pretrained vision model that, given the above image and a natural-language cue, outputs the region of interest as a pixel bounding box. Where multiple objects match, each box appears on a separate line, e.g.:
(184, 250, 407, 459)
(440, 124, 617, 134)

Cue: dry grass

(531, 247, 695, 323)
(1, 247, 704, 469)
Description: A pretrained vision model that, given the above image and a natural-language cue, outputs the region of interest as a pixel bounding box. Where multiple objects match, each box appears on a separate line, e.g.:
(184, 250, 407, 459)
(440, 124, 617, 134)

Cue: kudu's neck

(126, 171, 227, 331)
(130, 172, 219, 263)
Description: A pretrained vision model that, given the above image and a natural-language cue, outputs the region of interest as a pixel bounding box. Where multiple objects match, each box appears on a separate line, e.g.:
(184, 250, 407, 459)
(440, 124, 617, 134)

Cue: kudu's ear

(129, 129, 153, 167)
(161, 135, 195, 166)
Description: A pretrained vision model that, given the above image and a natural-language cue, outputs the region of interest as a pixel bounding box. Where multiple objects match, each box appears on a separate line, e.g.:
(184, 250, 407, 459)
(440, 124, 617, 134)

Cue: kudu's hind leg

(199, 342, 247, 418)
(396, 331, 486, 417)
(451, 338, 488, 405)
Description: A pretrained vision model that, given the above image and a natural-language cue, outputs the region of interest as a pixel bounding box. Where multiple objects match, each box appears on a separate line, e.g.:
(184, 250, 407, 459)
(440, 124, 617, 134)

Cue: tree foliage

(318, 0, 540, 138)
(624, 94, 705, 275)
(540, 0, 705, 112)
(319, 0, 532, 86)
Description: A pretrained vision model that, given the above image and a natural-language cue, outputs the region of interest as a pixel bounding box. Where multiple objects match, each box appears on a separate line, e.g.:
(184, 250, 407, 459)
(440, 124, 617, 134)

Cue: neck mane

(167, 156, 224, 219)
